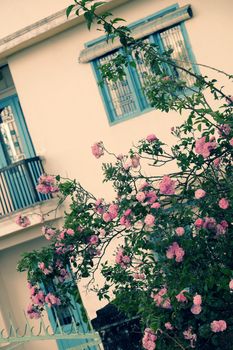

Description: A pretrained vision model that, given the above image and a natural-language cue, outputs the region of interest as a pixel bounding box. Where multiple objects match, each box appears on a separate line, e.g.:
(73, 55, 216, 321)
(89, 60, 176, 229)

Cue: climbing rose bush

(17, 1, 233, 347)
(18, 110, 233, 348)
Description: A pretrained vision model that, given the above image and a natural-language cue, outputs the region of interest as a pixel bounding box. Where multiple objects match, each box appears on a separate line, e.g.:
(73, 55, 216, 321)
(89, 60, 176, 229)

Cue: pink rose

(175, 247, 185, 262)
(124, 209, 132, 216)
(159, 176, 176, 195)
(166, 242, 185, 262)
(131, 154, 140, 168)
(38, 262, 45, 270)
(58, 231, 65, 240)
(144, 214, 155, 227)
(195, 136, 217, 158)
(194, 218, 204, 228)
(191, 305, 202, 315)
(108, 204, 118, 219)
(203, 217, 216, 230)
(229, 279, 233, 290)
(175, 227, 185, 236)
(151, 202, 161, 209)
(91, 142, 104, 159)
(95, 198, 105, 214)
(123, 160, 131, 170)
(36, 174, 59, 194)
(27, 304, 41, 319)
(142, 328, 157, 350)
(229, 138, 233, 146)
(195, 189, 206, 199)
(164, 322, 173, 330)
(102, 212, 112, 222)
(66, 228, 75, 236)
(45, 293, 61, 307)
(183, 327, 197, 346)
(89, 235, 99, 245)
(115, 248, 130, 268)
(162, 298, 172, 309)
(146, 191, 158, 204)
(193, 294, 202, 305)
(133, 273, 145, 280)
(122, 255, 130, 264)
(120, 216, 131, 228)
(99, 228, 106, 238)
(42, 226, 56, 240)
(211, 320, 227, 332)
(219, 198, 229, 209)
(136, 191, 146, 202)
(146, 134, 157, 142)
(176, 292, 187, 303)
(15, 214, 31, 228)
(213, 158, 220, 167)
(117, 153, 124, 160)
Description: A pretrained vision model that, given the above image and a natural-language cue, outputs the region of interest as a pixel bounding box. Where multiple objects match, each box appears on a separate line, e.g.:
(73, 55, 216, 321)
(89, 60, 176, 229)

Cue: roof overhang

(0, 0, 132, 61)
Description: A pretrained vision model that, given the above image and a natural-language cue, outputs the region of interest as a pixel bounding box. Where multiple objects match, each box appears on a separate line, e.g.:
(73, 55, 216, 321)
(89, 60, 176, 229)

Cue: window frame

(88, 4, 199, 125)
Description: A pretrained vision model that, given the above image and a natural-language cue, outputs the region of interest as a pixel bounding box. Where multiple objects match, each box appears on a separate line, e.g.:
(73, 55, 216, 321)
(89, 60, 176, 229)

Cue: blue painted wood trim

(179, 22, 200, 76)
(85, 4, 179, 48)
(12, 95, 36, 158)
(91, 60, 116, 123)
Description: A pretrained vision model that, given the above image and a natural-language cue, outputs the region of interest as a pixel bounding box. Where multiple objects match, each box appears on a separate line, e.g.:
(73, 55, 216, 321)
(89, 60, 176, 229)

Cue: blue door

(0, 94, 35, 167)
(0, 95, 38, 212)
(45, 280, 99, 350)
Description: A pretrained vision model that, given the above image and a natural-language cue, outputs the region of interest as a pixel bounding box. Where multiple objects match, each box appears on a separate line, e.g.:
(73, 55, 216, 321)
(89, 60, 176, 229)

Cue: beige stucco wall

(0, 0, 232, 339)
(0, 0, 71, 38)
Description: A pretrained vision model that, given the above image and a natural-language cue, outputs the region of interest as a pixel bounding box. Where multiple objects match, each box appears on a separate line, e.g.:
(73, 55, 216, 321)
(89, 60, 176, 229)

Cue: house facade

(0, 0, 232, 349)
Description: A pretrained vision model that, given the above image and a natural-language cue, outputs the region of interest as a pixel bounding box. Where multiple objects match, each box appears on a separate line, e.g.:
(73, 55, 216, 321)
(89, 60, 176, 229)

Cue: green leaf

(197, 123, 202, 131)
(111, 17, 126, 24)
(66, 4, 75, 18)
(84, 12, 94, 30)
(91, 2, 106, 11)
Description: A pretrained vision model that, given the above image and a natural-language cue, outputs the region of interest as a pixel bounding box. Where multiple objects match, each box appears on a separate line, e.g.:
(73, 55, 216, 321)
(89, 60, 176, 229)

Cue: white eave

(0, 0, 131, 61)
(0, 198, 63, 250)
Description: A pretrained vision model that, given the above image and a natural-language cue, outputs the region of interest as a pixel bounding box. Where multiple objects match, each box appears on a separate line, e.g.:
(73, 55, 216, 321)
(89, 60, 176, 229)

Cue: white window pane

(160, 26, 196, 86)
(0, 105, 25, 163)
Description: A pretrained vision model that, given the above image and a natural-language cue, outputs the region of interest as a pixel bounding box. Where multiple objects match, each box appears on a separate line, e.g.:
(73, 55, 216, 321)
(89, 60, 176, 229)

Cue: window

(88, 5, 198, 124)
(0, 65, 35, 168)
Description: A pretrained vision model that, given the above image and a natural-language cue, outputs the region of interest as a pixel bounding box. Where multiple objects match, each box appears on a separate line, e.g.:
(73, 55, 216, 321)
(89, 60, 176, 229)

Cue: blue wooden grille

(99, 53, 138, 118)
(160, 25, 196, 87)
(0, 156, 51, 216)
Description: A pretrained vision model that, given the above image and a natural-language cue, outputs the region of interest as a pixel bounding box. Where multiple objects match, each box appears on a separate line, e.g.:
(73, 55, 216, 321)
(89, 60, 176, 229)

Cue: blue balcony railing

(0, 157, 51, 216)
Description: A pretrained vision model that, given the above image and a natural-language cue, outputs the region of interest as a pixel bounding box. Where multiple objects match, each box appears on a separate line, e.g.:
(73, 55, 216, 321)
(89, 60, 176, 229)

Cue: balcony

(0, 157, 51, 216)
